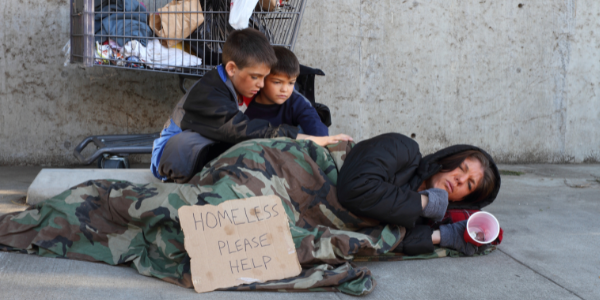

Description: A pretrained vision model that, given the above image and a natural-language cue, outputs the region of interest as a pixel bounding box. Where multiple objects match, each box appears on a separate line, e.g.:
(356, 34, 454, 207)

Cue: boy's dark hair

(222, 28, 277, 69)
(271, 46, 300, 78)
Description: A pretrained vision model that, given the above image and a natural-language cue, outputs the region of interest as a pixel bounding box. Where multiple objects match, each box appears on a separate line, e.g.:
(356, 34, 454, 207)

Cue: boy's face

(225, 61, 271, 98)
(259, 73, 297, 105)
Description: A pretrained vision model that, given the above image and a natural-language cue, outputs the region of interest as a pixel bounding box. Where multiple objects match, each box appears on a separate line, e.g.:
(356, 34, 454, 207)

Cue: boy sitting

(152, 28, 350, 182)
(244, 46, 328, 137)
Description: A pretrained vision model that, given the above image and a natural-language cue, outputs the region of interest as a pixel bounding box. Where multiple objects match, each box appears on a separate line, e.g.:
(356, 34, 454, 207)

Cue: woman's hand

(296, 134, 354, 147)
(438, 220, 477, 256)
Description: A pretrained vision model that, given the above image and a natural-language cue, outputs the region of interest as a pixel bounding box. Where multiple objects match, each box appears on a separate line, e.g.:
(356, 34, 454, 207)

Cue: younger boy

(244, 46, 328, 137)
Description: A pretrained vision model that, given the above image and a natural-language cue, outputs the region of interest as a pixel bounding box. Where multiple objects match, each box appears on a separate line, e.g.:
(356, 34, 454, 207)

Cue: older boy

(244, 46, 328, 137)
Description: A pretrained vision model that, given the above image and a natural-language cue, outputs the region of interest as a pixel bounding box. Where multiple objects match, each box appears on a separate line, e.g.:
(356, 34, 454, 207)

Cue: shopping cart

(70, 0, 324, 168)
(70, 0, 306, 74)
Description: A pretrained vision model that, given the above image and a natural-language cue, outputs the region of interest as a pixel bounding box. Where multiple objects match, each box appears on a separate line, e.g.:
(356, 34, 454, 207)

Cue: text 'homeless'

(192, 203, 282, 231)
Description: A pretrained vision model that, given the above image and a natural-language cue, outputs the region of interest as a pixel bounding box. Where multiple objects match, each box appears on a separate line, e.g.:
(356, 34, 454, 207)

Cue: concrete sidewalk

(1, 164, 599, 300)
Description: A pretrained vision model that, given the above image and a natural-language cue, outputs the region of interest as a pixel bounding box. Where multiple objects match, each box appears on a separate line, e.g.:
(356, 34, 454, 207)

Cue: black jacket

(180, 68, 299, 144)
(337, 133, 501, 255)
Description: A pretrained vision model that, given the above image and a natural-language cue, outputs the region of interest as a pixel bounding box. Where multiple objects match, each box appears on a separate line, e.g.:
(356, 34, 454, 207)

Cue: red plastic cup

(463, 211, 500, 246)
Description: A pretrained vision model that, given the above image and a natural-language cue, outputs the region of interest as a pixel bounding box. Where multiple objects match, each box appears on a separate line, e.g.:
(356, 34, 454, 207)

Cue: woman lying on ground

(0, 132, 500, 294)
(337, 133, 500, 256)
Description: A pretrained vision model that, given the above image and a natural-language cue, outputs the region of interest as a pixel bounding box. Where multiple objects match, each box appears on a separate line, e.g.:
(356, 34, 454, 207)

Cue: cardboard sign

(178, 195, 302, 293)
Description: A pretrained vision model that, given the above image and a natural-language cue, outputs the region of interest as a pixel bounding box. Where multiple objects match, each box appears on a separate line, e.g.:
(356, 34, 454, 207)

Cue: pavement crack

(563, 179, 592, 189)
(498, 249, 585, 300)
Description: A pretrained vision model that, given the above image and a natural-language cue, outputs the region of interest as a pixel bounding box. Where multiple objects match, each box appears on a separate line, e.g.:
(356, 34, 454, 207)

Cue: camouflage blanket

(0, 138, 495, 295)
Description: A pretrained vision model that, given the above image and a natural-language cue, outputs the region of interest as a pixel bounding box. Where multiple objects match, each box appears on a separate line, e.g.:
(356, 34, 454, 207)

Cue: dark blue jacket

(244, 91, 329, 136)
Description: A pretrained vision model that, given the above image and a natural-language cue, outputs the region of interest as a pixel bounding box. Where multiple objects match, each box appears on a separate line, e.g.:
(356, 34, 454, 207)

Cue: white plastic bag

(123, 40, 202, 69)
(123, 40, 148, 60)
(145, 39, 202, 69)
(229, 0, 259, 30)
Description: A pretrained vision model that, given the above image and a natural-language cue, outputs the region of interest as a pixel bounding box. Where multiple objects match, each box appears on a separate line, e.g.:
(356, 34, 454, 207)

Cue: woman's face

(428, 157, 484, 202)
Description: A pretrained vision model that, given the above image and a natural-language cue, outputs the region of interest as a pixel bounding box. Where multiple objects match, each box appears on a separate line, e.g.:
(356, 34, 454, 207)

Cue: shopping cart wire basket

(70, 0, 307, 76)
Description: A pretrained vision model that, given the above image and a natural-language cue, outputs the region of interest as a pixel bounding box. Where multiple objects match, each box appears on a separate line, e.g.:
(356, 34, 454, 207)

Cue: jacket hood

(419, 144, 501, 210)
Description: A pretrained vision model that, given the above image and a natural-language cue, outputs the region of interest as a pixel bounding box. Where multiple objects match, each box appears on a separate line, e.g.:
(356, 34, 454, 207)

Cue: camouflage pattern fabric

(0, 138, 496, 295)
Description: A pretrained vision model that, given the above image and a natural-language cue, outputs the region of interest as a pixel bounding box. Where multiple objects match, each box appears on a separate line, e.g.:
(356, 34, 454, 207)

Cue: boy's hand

(297, 134, 354, 147)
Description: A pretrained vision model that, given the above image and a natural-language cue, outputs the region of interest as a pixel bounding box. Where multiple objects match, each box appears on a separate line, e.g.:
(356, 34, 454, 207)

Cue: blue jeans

(150, 119, 182, 180)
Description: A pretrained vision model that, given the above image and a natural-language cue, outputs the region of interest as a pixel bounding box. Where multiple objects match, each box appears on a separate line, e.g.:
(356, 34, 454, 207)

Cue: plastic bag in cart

(187, 11, 227, 66)
(229, 0, 259, 30)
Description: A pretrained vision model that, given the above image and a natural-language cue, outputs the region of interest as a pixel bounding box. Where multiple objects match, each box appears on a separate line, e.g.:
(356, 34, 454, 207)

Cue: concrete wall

(296, 0, 600, 163)
(0, 0, 599, 166)
(0, 0, 182, 166)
